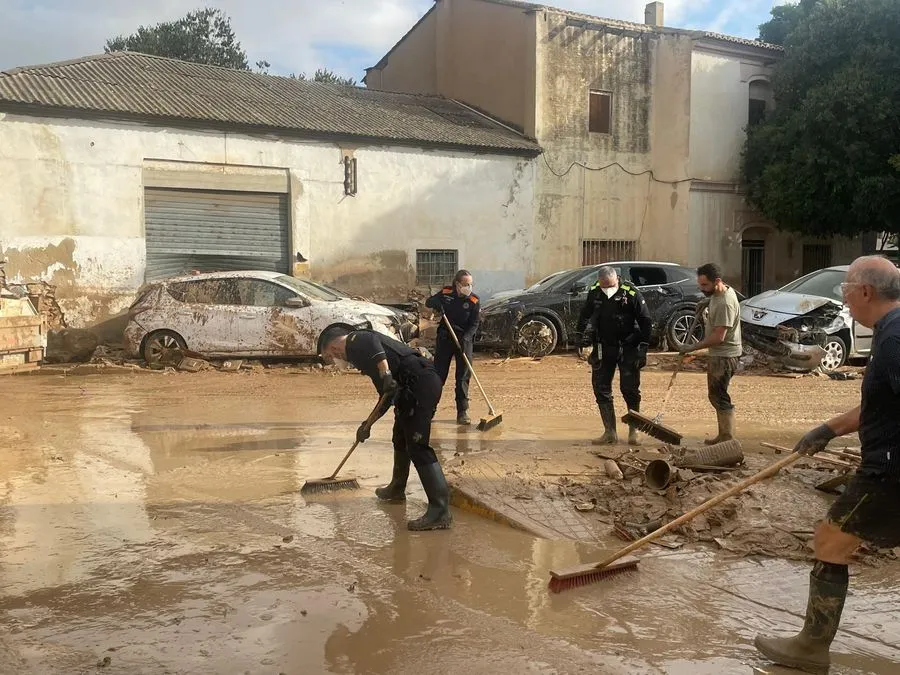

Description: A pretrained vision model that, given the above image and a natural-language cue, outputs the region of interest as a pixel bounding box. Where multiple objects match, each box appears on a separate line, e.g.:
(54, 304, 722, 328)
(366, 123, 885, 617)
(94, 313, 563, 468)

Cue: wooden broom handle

(660, 312, 701, 411)
(329, 391, 392, 479)
(441, 313, 496, 415)
(592, 449, 803, 569)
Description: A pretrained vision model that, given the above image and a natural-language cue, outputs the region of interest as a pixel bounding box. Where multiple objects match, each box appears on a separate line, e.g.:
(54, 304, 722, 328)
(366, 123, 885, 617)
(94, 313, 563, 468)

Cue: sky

(0, 0, 785, 81)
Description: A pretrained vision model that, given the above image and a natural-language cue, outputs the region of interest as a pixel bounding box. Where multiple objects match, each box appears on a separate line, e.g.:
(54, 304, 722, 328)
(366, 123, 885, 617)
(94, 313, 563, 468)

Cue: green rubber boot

(754, 569, 847, 674)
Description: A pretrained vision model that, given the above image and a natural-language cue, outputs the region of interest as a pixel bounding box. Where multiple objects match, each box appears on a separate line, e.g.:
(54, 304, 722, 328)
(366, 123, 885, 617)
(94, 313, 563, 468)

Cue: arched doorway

(741, 226, 770, 297)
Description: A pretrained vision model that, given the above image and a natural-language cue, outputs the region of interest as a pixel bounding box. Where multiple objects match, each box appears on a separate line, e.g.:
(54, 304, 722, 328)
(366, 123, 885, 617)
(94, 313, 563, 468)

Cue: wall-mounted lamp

(343, 156, 358, 196)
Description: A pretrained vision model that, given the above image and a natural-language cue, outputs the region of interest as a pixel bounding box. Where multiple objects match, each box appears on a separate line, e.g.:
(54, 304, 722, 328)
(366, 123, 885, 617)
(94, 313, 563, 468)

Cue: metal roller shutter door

(144, 188, 290, 281)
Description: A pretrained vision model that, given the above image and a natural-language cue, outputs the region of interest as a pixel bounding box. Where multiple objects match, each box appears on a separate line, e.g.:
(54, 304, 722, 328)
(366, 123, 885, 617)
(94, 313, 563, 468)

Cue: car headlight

(364, 314, 396, 333)
(825, 316, 845, 332)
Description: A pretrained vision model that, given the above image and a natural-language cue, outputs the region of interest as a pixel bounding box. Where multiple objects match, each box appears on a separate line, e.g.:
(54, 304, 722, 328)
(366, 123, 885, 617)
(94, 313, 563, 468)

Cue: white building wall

(0, 114, 535, 326)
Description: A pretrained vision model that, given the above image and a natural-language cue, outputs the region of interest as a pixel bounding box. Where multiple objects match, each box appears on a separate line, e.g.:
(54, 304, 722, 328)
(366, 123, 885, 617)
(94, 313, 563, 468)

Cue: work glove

(356, 422, 371, 444)
(637, 342, 649, 369)
(793, 424, 837, 456)
(380, 372, 398, 398)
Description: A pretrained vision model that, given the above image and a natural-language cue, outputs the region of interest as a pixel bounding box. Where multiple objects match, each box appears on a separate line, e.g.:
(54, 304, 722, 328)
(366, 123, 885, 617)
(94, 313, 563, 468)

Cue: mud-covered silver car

(740, 266, 873, 372)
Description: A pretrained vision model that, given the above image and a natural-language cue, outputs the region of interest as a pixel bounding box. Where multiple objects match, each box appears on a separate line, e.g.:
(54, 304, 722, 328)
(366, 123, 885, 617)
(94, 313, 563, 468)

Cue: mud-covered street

(2, 358, 899, 674)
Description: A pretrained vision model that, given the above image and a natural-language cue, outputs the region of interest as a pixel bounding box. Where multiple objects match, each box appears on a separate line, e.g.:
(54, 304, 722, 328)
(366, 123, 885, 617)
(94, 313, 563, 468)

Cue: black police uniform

(344, 329, 452, 530)
(425, 287, 480, 419)
(576, 280, 652, 439)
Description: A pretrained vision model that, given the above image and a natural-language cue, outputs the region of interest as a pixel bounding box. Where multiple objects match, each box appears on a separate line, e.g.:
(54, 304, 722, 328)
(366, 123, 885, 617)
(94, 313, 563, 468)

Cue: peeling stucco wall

(0, 115, 535, 326)
(686, 45, 863, 289)
(533, 13, 693, 273)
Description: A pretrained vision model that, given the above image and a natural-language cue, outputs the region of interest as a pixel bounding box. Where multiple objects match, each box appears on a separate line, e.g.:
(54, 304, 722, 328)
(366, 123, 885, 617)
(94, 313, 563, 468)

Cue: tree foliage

(105, 8, 249, 70)
(106, 9, 358, 86)
(743, 0, 900, 240)
(758, 0, 818, 46)
(294, 68, 358, 87)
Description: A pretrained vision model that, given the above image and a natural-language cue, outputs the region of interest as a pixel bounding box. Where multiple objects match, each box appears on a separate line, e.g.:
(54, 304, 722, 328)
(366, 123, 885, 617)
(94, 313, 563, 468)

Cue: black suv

(476, 261, 732, 357)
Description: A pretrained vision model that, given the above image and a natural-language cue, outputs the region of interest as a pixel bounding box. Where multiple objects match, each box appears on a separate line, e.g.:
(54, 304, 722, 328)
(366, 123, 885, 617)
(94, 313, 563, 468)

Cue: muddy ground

(1, 356, 898, 673)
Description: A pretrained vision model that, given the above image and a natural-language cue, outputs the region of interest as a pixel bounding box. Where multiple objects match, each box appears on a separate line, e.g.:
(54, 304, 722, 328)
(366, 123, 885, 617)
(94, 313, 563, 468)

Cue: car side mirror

(570, 283, 586, 295)
(284, 297, 308, 308)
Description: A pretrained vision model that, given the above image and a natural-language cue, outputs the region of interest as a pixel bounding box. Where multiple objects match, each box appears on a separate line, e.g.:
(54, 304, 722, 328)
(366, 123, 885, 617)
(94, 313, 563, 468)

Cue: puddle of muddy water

(1, 376, 896, 674)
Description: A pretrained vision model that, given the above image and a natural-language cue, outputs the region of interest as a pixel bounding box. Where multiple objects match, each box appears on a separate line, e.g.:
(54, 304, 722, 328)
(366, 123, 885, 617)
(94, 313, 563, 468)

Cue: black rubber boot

(457, 410, 471, 425)
(407, 462, 452, 531)
(627, 403, 641, 446)
(592, 403, 618, 446)
(754, 567, 848, 674)
(375, 450, 410, 503)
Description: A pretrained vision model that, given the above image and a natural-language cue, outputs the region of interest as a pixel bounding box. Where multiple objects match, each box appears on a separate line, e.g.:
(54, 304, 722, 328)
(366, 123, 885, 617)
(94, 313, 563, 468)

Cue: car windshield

(274, 275, 341, 302)
(780, 269, 846, 303)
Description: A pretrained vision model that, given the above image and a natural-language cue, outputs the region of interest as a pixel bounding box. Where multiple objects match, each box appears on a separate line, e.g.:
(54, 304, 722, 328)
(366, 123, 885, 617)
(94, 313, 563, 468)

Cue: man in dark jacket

(426, 270, 480, 425)
(320, 327, 451, 531)
(575, 266, 652, 445)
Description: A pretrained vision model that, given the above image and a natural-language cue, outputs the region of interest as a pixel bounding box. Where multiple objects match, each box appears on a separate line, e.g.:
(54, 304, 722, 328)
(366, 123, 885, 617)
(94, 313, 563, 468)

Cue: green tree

(105, 7, 250, 70)
(294, 68, 358, 87)
(743, 0, 900, 242)
(758, 0, 818, 46)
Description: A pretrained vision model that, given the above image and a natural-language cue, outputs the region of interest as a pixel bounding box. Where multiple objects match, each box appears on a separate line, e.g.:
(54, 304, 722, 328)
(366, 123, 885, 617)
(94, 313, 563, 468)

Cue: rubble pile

(545, 443, 895, 564)
(22, 281, 67, 331)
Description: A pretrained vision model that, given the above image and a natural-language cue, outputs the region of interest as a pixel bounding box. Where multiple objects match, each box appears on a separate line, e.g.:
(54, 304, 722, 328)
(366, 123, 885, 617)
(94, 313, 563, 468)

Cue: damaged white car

(740, 265, 872, 373)
(124, 271, 418, 364)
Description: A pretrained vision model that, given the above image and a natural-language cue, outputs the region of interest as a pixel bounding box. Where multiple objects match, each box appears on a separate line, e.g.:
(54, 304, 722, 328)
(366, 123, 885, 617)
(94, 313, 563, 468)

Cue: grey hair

(853, 256, 900, 300)
(597, 265, 618, 280)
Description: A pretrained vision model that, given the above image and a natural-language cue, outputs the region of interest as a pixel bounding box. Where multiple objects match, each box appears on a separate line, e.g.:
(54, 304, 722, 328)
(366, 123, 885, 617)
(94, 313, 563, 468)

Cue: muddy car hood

(741, 291, 840, 327)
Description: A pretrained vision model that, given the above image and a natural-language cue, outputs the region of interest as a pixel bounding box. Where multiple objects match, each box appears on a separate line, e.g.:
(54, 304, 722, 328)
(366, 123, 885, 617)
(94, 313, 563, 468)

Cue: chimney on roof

(644, 2, 664, 27)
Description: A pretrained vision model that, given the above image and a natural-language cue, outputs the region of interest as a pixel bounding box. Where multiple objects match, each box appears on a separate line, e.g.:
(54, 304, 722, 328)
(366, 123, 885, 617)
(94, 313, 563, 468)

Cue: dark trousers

(590, 342, 641, 412)
(707, 356, 739, 411)
(392, 367, 443, 468)
(433, 332, 472, 413)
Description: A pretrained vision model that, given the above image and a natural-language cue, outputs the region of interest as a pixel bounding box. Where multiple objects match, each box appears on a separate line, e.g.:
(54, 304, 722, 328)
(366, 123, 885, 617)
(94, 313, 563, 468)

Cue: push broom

(621, 313, 702, 445)
(548, 447, 803, 592)
(300, 391, 391, 495)
(441, 314, 503, 431)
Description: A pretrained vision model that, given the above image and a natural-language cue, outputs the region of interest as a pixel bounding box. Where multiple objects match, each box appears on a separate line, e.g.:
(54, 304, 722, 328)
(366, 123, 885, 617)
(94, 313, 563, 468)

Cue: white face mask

(602, 285, 619, 299)
(457, 284, 473, 297)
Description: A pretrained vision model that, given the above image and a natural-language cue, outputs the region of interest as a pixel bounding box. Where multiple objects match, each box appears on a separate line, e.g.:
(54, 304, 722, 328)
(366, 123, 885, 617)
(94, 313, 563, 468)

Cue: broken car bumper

(742, 322, 827, 370)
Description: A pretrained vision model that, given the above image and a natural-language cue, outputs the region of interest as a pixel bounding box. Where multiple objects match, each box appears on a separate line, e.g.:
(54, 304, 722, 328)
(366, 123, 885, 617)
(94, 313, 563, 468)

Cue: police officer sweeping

(426, 270, 480, 425)
(320, 327, 452, 531)
(575, 266, 652, 445)
(753, 256, 900, 673)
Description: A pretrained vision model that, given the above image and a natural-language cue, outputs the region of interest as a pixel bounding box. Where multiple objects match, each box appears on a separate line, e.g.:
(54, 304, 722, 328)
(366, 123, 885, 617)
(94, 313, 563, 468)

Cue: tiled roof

(696, 31, 783, 52)
(453, 0, 784, 52)
(0, 52, 540, 154)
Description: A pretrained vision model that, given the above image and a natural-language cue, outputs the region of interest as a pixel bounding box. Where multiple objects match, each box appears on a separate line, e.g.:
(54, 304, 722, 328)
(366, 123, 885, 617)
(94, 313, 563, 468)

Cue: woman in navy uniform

(426, 270, 480, 425)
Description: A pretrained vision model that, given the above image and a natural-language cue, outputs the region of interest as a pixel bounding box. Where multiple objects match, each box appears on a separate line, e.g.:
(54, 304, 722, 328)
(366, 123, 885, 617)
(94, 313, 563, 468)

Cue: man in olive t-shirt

(678, 262, 743, 445)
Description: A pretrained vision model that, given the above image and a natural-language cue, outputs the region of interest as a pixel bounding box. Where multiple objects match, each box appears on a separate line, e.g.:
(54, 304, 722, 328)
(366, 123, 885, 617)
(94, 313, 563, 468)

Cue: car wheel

(666, 309, 703, 352)
(817, 335, 848, 373)
(142, 330, 187, 365)
(515, 315, 558, 357)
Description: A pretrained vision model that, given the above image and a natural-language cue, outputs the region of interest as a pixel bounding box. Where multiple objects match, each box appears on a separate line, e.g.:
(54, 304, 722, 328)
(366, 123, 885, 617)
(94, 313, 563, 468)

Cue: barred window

(416, 249, 458, 286)
(802, 244, 832, 276)
(581, 239, 637, 266)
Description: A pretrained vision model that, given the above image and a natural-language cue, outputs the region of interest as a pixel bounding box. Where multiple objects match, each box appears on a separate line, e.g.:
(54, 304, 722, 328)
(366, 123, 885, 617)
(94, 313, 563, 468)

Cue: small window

(749, 98, 767, 127)
(630, 266, 668, 287)
(802, 244, 833, 276)
(581, 239, 636, 266)
(589, 90, 612, 134)
(416, 249, 459, 286)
